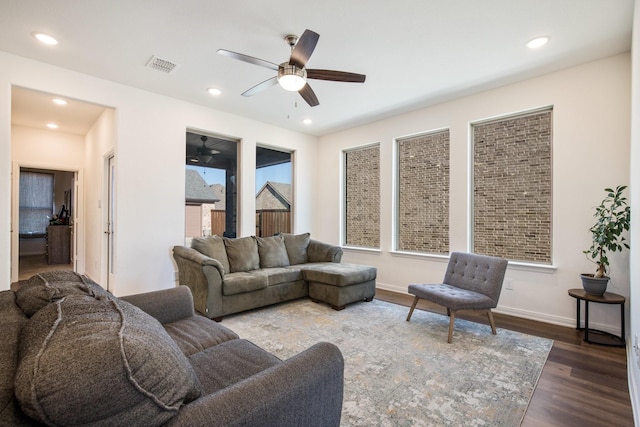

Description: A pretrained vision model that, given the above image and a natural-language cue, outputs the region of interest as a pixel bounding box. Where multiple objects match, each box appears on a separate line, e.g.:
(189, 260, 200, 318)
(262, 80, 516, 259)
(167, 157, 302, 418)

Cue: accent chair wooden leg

(486, 310, 497, 335)
(448, 310, 456, 343)
(406, 296, 420, 321)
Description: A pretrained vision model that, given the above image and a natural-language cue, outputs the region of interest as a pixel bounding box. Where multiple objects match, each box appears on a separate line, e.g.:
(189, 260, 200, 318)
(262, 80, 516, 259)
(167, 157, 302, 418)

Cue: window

(256, 147, 292, 237)
(185, 132, 238, 242)
(396, 130, 450, 254)
(344, 144, 380, 248)
(472, 109, 552, 263)
(19, 170, 54, 235)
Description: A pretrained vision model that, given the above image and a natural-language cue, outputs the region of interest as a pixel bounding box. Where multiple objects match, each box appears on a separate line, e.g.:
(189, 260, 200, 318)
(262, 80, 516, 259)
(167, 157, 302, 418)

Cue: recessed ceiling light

(302, 118, 312, 125)
(526, 36, 549, 49)
(32, 32, 58, 46)
(46, 123, 59, 129)
(52, 98, 67, 105)
(207, 88, 222, 96)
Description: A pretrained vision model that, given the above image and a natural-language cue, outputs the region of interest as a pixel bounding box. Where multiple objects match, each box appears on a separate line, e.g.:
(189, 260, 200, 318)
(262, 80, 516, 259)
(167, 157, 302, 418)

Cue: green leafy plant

(583, 185, 631, 278)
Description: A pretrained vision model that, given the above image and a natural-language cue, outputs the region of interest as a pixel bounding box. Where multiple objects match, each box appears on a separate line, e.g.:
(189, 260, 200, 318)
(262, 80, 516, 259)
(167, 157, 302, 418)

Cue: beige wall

(317, 53, 631, 335)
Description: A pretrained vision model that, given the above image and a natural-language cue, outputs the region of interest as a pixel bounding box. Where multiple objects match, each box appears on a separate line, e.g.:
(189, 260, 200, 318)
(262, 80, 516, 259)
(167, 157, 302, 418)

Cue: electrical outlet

(505, 279, 514, 290)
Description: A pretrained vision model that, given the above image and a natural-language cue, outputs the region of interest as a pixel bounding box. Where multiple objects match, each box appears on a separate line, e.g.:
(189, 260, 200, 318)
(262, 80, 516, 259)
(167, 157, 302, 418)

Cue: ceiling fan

(187, 136, 219, 165)
(218, 29, 366, 107)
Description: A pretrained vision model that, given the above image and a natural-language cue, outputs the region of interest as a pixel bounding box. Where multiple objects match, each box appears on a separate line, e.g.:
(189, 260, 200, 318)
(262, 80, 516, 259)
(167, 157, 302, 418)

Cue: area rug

(223, 299, 553, 426)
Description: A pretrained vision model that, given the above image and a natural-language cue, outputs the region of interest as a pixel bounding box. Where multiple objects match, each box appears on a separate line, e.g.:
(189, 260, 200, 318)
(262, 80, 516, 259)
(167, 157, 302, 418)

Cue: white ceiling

(2, 0, 635, 136)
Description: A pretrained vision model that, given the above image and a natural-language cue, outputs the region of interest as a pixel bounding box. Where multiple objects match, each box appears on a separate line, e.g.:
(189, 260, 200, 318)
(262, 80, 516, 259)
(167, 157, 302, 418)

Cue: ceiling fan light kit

(277, 63, 307, 91)
(218, 29, 366, 107)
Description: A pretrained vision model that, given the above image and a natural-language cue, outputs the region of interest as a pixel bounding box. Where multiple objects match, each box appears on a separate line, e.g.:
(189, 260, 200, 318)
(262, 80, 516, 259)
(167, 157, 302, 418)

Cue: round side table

(568, 288, 625, 347)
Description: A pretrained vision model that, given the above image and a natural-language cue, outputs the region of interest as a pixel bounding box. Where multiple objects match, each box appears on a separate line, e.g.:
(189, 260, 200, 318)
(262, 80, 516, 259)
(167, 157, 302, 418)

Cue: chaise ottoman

(303, 263, 377, 310)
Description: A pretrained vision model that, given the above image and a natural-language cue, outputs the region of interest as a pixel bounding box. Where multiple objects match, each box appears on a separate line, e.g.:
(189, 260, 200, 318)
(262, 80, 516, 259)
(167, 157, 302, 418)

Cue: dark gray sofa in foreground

(1, 271, 344, 426)
(173, 233, 377, 320)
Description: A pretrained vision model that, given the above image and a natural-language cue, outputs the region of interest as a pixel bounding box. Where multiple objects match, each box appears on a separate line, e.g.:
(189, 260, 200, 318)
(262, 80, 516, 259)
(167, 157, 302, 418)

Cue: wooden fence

(210, 210, 226, 237)
(256, 210, 291, 237)
(210, 209, 290, 237)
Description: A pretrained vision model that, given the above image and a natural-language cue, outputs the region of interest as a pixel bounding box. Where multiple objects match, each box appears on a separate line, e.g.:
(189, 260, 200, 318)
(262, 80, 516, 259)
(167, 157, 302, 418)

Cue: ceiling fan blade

(307, 69, 366, 83)
(289, 29, 319, 68)
(217, 49, 279, 71)
(242, 76, 278, 97)
(299, 83, 319, 107)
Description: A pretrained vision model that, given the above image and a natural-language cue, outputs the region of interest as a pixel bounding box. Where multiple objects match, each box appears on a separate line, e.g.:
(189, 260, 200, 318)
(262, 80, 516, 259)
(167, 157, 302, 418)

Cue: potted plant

(581, 185, 631, 295)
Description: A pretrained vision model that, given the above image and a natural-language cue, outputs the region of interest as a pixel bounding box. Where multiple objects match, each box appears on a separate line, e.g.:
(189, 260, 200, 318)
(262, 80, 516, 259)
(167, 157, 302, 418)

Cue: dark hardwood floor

(375, 289, 634, 427)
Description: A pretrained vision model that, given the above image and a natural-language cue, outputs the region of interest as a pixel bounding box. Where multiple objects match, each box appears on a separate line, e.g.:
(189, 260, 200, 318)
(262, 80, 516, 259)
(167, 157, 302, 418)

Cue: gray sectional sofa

(173, 233, 377, 320)
(1, 271, 344, 426)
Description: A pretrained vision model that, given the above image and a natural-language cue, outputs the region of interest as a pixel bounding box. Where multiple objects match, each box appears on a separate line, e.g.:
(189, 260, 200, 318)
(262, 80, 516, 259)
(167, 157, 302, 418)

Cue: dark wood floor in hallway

(375, 289, 634, 427)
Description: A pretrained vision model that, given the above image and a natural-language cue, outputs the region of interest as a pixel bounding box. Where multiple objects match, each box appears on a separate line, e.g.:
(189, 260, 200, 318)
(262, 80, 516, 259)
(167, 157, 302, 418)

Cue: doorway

(15, 167, 76, 281)
(10, 86, 110, 286)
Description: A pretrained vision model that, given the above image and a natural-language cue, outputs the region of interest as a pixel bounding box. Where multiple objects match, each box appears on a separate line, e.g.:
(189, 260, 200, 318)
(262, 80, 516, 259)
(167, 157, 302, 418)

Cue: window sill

(389, 251, 450, 262)
(506, 261, 557, 273)
(341, 246, 382, 254)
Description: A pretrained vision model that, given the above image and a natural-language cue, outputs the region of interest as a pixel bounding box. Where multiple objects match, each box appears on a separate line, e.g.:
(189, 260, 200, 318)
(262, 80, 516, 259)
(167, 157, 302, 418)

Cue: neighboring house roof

(210, 183, 225, 210)
(256, 181, 291, 210)
(185, 169, 220, 204)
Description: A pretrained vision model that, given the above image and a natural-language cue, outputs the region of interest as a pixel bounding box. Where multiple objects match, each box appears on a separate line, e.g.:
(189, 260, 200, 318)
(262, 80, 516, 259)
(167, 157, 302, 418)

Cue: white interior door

(106, 155, 115, 291)
(10, 162, 20, 283)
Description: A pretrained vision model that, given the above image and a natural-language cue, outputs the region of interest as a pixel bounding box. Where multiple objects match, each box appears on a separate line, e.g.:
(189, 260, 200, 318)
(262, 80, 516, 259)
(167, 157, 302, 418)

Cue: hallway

(11, 254, 73, 290)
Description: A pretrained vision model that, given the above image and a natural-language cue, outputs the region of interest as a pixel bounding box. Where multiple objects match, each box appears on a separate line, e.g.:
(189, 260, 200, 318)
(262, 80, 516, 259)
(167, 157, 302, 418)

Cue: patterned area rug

(223, 298, 552, 426)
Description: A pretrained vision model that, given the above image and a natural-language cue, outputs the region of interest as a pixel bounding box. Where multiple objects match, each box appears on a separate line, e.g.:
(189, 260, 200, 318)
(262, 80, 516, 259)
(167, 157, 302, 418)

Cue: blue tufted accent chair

(406, 252, 508, 343)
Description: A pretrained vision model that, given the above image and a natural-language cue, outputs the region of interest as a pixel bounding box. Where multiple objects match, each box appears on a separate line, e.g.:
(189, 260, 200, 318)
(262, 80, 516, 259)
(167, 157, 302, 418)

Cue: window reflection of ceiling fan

(187, 136, 219, 165)
(218, 29, 366, 107)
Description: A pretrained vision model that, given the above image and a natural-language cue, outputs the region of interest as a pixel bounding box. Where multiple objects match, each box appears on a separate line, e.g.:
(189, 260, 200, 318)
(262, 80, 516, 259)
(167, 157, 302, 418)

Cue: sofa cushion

(15, 294, 201, 427)
(223, 271, 269, 296)
(256, 235, 290, 268)
(188, 339, 281, 394)
(164, 315, 239, 356)
(224, 236, 260, 273)
(15, 270, 109, 317)
(0, 291, 30, 426)
(265, 267, 304, 286)
(282, 232, 310, 265)
(191, 235, 231, 274)
(303, 263, 377, 287)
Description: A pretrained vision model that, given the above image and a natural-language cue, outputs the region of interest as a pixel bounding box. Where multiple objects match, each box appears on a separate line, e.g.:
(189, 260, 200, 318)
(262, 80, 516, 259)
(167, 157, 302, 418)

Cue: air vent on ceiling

(145, 55, 178, 74)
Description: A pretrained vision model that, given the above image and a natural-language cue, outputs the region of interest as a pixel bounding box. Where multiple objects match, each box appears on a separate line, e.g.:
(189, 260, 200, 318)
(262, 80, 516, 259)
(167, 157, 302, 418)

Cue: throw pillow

(16, 270, 110, 317)
(191, 235, 231, 274)
(15, 294, 201, 427)
(282, 232, 310, 265)
(256, 235, 290, 268)
(224, 236, 260, 272)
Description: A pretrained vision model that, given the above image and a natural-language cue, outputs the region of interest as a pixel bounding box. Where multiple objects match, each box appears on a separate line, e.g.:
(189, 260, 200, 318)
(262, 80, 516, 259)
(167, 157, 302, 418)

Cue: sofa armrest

(173, 246, 224, 318)
(308, 240, 343, 263)
(173, 245, 225, 273)
(120, 286, 195, 324)
(166, 342, 344, 427)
